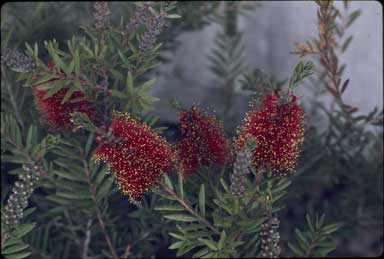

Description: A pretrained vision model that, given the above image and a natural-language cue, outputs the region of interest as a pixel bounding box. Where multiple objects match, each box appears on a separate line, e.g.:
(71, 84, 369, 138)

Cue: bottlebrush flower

(235, 90, 304, 174)
(31, 63, 100, 129)
(176, 105, 230, 175)
(94, 112, 176, 201)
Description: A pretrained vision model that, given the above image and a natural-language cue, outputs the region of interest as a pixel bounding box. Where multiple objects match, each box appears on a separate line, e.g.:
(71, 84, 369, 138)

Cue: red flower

(31, 63, 99, 129)
(176, 105, 230, 175)
(94, 112, 176, 201)
(235, 90, 304, 174)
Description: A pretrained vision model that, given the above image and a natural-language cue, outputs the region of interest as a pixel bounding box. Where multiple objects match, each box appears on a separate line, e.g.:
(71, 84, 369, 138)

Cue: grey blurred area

(149, 1, 383, 128)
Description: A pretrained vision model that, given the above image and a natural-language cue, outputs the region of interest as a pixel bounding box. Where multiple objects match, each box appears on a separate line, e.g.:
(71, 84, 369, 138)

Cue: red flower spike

(31, 63, 100, 129)
(176, 105, 230, 176)
(235, 90, 304, 175)
(94, 112, 176, 201)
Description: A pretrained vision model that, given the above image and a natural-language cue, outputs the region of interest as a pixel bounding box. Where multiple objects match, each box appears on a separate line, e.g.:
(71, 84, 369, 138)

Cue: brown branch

(122, 243, 132, 259)
(254, 166, 264, 186)
(81, 154, 118, 258)
(82, 218, 93, 259)
(163, 186, 221, 235)
(316, 2, 354, 119)
(1, 233, 8, 250)
(304, 235, 320, 257)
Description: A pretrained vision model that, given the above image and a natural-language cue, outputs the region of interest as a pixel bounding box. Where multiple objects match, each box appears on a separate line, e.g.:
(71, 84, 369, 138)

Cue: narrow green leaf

(51, 52, 68, 74)
(320, 223, 342, 235)
(109, 68, 124, 81)
(22, 207, 36, 218)
(13, 223, 35, 238)
(163, 173, 173, 191)
(4, 251, 31, 259)
(80, 42, 94, 56)
(33, 73, 55, 87)
(137, 78, 156, 94)
(109, 89, 126, 99)
(317, 214, 325, 229)
(166, 14, 182, 19)
(74, 49, 80, 76)
(192, 247, 211, 258)
(169, 233, 186, 240)
(169, 241, 185, 250)
(85, 133, 94, 158)
(199, 184, 206, 217)
(347, 10, 361, 27)
(288, 242, 303, 257)
(198, 238, 218, 251)
(177, 173, 184, 200)
(25, 42, 33, 57)
(53, 170, 87, 182)
(25, 125, 36, 151)
(56, 191, 91, 200)
(164, 214, 197, 222)
(96, 178, 113, 201)
(212, 199, 232, 215)
(33, 43, 38, 60)
(153, 190, 177, 201)
(43, 82, 70, 99)
(154, 205, 185, 211)
(61, 87, 76, 104)
(67, 60, 75, 75)
(128, 41, 138, 53)
(177, 244, 200, 257)
(2, 244, 29, 254)
(118, 49, 129, 65)
(295, 228, 309, 247)
(220, 178, 229, 192)
(95, 166, 108, 185)
(217, 231, 226, 250)
(151, 42, 163, 52)
(1, 155, 28, 164)
(341, 35, 353, 53)
(141, 95, 160, 103)
(306, 214, 315, 233)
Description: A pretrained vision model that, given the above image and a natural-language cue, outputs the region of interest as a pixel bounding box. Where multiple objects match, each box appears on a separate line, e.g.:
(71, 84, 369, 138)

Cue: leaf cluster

(288, 213, 342, 257)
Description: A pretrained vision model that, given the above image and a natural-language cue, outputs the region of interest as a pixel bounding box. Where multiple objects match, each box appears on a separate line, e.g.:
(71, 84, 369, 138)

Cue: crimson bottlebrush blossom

(176, 105, 230, 175)
(31, 62, 99, 129)
(94, 112, 176, 201)
(235, 89, 304, 174)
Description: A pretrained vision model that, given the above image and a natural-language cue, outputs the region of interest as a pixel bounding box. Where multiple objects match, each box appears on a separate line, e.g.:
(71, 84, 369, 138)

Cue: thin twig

(81, 154, 118, 258)
(163, 186, 221, 235)
(82, 218, 93, 259)
(254, 166, 264, 186)
(304, 235, 320, 257)
(1, 233, 8, 250)
(122, 243, 132, 259)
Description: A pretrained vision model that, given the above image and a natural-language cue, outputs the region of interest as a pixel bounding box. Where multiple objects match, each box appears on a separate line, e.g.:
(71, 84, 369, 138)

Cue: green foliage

(288, 60, 315, 89)
(288, 214, 342, 257)
(240, 68, 288, 101)
(109, 72, 159, 114)
(1, 113, 58, 259)
(44, 134, 113, 209)
(154, 165, 295, 258)
(1, 113, 58, 165)
(1, 222, 36, 259)
(70, 112, 98, 133)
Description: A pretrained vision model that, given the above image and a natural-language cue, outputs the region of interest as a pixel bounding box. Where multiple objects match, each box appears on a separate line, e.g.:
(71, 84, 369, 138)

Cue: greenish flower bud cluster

(260, 216, 281, 258)
(3, 162, 45, 227)
(1, 48, 36, 72)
